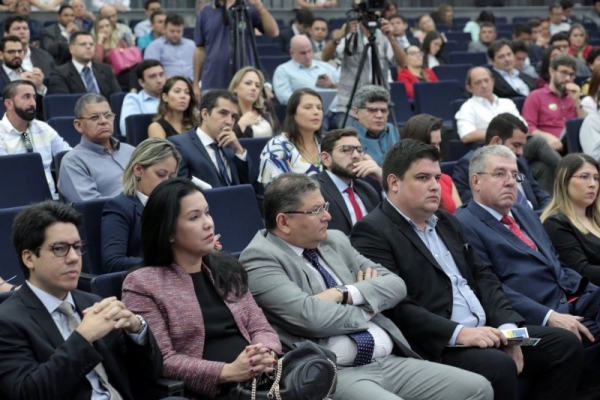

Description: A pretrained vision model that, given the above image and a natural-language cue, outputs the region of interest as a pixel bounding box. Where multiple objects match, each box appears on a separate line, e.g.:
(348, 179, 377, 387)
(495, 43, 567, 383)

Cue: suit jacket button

(560, 298, 566, 303)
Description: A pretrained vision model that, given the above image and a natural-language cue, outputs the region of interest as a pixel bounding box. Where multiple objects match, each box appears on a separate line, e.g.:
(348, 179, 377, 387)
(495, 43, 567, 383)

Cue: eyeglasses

(78, 112, 116, 122)
(283, 202, 330, 218)
(38, 241, 87, 257)
(361, 107, 389, 115)
(477, 171, 524, 183)
(334, 145, 366, 155)
(572, 173, 600, 182)
(555, 69, 576, 79)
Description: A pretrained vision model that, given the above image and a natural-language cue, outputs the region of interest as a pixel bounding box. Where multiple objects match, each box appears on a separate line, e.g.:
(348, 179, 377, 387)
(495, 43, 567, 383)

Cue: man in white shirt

(133, 0, 161, 38)
(549, 3, 571, 35)
(119, 59, 165, 136)
(0, 80, 71, 198)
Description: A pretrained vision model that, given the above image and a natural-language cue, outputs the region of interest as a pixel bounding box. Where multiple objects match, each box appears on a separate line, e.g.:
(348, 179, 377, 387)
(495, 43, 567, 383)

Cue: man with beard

(0, 36, 47, 96)
(317, 129, 381, 235)
(4, 15, 55, 77)
(0, 80, 71, 199)
(522, 54, 587, 147)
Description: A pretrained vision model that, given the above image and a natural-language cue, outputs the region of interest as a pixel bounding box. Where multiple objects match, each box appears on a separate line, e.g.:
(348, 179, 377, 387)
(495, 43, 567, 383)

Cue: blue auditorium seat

(110, 92, 127, 139)
(448, 52, 488, 66)
(257, 44, 283, 56)
(259, 56, 290, 80)
(91, 271, 127, 300)
(44, 94, 84, 120)
(0, 206, 26, 287)
(388, 82, 414, 126)
(433, 64, 472, 91)
(0, 153, 52, 208)
(511, 97, 526, 114)
(47, 117, 81, 147)
(566, 118, 584, 153)
(125, 113, 154, 146)
(441, 161, 457, 176)
(414, 81, 462, 126)
(73, 198, 108, 275)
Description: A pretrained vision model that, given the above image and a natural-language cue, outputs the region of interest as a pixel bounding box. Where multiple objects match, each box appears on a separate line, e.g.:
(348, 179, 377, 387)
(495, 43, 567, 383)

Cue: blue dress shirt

(143, 37, 195, 81)
(119, 90, 160, 137)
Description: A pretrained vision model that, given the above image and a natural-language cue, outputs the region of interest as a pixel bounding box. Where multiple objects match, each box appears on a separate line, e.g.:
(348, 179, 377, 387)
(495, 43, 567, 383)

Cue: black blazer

(277, 26, 295, 53)
(0, 67, 11, 95)
(350, 200, 524, 361)
(0, 284, 163, 400)
(168, 128, 253, 188)
(48, 61, 122, 100)
(41, 23, 70, 65)
(543, 213, 600, 286)
(491, 68, 537, 99)
(101, 193, 144, 273)
(317, 170, 380, 236)
(30, 47, 56, 76)
(0, 67, 44, 120)
(453, 149, 551, 213)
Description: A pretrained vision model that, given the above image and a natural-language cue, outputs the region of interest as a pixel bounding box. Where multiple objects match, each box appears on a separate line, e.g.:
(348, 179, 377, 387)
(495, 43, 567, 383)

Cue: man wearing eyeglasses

(0, 201, 165, 400)
(351, 85, 400, 167)
(317, 129, 381, 236)
(455, 145, 600, 378)
(58, 93, 135, 202)
(453, 113, 551, 215)
(0, 80, 71, 199)
(241, 172, 495, 400)
(351, 140, 584, 400)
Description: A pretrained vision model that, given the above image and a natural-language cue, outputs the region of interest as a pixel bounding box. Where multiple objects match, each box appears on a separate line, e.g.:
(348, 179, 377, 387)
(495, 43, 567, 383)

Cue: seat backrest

(43, 94, 84, 120)
(47, 117, 81, 147)
(450, 98, 467, 135)
(0, 206, 26, 286)
(444, 32, 471, 46)
(259, 56, 291, 80)
(388, 82, 414, 126)
(441, 161, 457, 176)
(203, 184, 264, 254)
(433, 64, 471, 90)
(511, 97, 526, 114)
(183, 27, 194, 40)
(257, 44, 283, 56)
(73, 198, 109, 275)
(0, 153, 52, 208)
(91, 271, 128, 300)
(448, 51, 488, 66)
(125, 113, 155, 146)
(239, 137, 271, 192)
(566, 118, 584, 153)
(52, 150, 70, 188)
(414, 81, 462, 123)
(110, 92, 128, 139)
(0, 98, 5, 116)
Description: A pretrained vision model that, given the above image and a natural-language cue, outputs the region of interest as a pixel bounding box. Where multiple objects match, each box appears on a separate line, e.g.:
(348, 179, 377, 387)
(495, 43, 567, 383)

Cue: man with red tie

(317, 129, 382, 236)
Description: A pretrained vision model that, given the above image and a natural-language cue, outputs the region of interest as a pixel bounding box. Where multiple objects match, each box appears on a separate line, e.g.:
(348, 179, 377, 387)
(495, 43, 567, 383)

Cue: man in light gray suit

(240, 173, 493, 400)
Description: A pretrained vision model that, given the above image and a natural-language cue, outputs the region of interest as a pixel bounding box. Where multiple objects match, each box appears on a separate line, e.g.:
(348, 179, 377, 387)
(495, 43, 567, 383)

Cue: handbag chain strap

(249, 356, 338, 400)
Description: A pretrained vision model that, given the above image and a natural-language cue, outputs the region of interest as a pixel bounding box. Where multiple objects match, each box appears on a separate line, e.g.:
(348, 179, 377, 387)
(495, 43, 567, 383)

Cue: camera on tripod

(351, 0, 385, 30)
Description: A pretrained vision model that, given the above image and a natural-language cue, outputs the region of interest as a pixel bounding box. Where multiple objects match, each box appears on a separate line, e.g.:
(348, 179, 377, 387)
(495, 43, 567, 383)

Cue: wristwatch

(134, 314, 147, 333)
(335, 285, 349, 305)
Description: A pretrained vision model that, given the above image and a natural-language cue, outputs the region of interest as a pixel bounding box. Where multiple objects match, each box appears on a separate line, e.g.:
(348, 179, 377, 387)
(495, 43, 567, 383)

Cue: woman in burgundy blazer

(122, 178, 281, 399)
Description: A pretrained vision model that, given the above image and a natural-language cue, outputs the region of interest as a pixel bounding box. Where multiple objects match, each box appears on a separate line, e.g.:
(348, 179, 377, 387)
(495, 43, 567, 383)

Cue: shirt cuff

(235, 149, 248, 161)
(126, 323, 148, 345)
(449, 324, 464, 346)
(542, 310, 554, 326)
(191, 176, 213, 190)
(37, 86, 47, 96)
(346, 284, 364, 306)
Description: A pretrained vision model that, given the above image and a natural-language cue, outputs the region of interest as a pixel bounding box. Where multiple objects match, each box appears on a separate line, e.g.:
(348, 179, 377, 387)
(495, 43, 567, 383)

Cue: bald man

(97, 4, 134, 45)
(273, 35, 339, 105)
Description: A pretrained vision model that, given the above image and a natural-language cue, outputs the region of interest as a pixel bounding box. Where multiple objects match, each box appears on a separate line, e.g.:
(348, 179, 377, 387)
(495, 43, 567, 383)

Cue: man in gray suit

(240, 173, 493, 400)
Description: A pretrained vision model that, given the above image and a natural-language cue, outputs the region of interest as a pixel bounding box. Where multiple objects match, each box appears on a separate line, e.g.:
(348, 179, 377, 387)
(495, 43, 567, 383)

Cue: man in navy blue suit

(168, 90, 253, 188)
(455, 145, 600, 347)
(453, 113, 550, 214)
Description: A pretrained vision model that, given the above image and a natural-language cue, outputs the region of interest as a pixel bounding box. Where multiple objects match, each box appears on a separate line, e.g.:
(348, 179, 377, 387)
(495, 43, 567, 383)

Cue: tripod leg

(369, 37, 398, 129)
(342, 41, 372, 128)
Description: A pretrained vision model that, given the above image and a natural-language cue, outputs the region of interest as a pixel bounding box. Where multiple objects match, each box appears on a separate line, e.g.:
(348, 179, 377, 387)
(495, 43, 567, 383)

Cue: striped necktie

(81, 66, 99, 94)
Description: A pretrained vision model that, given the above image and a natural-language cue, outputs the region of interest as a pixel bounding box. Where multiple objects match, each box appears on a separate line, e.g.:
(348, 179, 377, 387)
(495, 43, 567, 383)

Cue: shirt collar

(325, 169, 353, 193)
(291, 59, 314, 70)
(1, 113, 31, 135)
(1, 63, 19, 79)
(79, 136, 120, 154)
(139, 90, 158, 101)
(472, 94, 499, 105)
(474, 200, 514, 221)
(385, 197, 438, 231)
(26, 281, 76, 315)
(494, 67, 520, 78)
(72, 59, 92, 74)
(196, 127, 216, 147)
(135, 190, 148, 206)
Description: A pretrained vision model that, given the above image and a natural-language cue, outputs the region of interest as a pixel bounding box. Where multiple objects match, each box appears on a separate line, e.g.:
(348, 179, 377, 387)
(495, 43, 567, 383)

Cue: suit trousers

(333, 354, 493, 400)
(523, 135, 561, 194)
(441, 325, 583, 400)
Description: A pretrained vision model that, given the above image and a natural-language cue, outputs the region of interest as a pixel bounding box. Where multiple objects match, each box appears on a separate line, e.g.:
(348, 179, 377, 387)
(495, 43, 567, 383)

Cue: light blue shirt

(26, 281, 148, 400)
(144, 37, 195, 81)
(273, 59, 339, 106)
(326, 170, 367, 226)
(119, 90, 160, 137)
(494, 67, 530, 96)
(388, 199, 518, 345)
(137, 32, 157, 51)
(351, 120, 399, 167)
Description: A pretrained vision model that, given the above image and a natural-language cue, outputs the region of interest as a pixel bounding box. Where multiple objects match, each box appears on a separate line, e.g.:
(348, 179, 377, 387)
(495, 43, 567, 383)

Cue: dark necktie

(56, 302, 123, 400)
(318, 42, 323, 51)
(81, 66, 99, 94)
(209, 142, 232, 186)
(21, 131, 33, 153)
(345, 186, 363, 222)
(516, 188, 529, 207)
(500, 215, 537, 250)
(302, 249, 375, 366)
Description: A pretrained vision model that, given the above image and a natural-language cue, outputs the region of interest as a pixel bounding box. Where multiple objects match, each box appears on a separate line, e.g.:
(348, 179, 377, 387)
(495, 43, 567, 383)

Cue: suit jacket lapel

(19, 284, 66, 350)
(68, 62, 86, 93)
(188, 132, 223, 182)
(354, 181, 375, 210)
(91, 63, 107, 97)
(510, 207, 557, 267)
(318, 243, 355, 285)
(320, 172, 352, 226)
(131, 195, 143, 218)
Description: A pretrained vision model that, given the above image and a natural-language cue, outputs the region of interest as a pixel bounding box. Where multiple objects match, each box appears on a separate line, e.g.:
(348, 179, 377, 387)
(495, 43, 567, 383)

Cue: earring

(135, 175, 141, 181)
(169, 238, 174, 243)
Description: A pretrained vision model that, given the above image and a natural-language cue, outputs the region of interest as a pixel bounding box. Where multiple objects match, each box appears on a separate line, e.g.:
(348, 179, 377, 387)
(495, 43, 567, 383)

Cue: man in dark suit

(169, 90, 252, 188)
(453, 113, 550, 213)
(4, 15, 55, 77)
(351, 139, 583, 400)
(389, 14, 420, 49)
(277, 8, 314, 53)
(49, 31, 121, 99)
(42, 5, 79, 66)
(455, 145, 600, 346)
(488, 39, 536, 98)
(0, 201, 163, 400)
(317, 129, 381, 235)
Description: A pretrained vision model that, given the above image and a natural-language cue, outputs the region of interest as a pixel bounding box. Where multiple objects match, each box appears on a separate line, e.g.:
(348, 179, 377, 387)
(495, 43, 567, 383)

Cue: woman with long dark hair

(122, 178, 281, 399)
(148, 76, 200, 138)
(422, 31, 446, 69)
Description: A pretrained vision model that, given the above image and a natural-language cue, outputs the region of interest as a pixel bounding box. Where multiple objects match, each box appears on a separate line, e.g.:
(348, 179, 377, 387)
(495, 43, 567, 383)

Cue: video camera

(350, 0, 385, 30)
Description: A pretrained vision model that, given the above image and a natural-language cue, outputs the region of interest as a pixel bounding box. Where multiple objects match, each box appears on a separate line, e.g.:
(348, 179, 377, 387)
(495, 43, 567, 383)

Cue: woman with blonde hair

(228, 66, 280, 138)
(101, 138, 181, 273)
(148, 76, 200, 138)
(542, 153, 600, 284)
(568, 24, 592, 61)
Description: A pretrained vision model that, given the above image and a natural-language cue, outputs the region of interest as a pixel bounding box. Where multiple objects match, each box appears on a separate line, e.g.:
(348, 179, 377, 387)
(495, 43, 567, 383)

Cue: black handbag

(228, 341, 337, 400)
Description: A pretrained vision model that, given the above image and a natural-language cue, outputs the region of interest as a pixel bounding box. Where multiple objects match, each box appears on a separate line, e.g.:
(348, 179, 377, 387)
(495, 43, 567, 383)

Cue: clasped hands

(220, 344, 277, 382)
(76, 296, 141, 343)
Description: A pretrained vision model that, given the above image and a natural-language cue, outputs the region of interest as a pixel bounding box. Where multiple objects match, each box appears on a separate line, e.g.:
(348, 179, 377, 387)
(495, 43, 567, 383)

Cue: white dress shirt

(326, 170, 367, 225)
(455, 95, 527, 139)
(195, 127, 247, 182)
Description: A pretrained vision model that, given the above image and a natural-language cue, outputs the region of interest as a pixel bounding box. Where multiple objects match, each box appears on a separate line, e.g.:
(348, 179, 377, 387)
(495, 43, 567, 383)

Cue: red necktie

(345, 187, 363, 221)
(500, 215, 537, 250)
